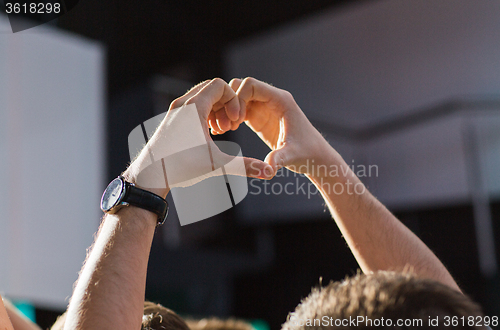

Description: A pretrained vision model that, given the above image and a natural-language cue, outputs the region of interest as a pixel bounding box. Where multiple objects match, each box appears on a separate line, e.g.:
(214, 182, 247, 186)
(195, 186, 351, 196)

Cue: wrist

(304, 143, 345, 180)
(305, 146, 362, 187)
(122, 168, 170, 199)
(305, 145, 368, 199)
(101, 174, 169, 226)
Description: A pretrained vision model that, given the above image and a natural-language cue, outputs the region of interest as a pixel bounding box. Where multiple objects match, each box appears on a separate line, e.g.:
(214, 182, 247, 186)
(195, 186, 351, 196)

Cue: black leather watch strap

(123, 180, 168, 226)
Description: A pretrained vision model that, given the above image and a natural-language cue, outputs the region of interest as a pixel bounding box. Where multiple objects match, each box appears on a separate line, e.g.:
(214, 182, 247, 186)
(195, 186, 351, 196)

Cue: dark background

(57, 0, 367, 96)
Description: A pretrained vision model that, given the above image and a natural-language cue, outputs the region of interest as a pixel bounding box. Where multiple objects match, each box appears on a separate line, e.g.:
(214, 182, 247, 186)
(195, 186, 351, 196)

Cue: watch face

(101, 177, 125, 212)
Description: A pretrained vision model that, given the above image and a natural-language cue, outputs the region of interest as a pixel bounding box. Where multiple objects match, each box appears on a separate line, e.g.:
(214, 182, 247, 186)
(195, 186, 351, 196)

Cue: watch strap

(124, 180, 168, 225)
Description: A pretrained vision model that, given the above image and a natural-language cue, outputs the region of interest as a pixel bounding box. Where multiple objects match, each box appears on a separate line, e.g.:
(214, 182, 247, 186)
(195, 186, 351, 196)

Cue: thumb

(218, 152, 274, 180)
(264, 146, 293, 174)
(243, 157, 274, 180)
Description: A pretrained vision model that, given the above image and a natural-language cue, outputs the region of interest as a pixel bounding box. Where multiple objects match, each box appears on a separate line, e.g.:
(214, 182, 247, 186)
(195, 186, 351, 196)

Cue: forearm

(3, 299, 41, 330)
(306, 145, 461, 291)
(229, 76, 461, 290)
(64, 207, 157, 330)
(0, 296, 14, 330)
(63, 78, 248, 330)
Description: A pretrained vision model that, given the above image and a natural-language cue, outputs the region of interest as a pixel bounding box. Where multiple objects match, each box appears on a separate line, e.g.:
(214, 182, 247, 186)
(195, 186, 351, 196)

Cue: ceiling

(54, 0, 367, 95)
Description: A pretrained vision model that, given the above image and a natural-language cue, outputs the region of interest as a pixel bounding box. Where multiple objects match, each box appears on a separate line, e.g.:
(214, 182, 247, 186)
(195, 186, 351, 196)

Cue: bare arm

(63, 207, 157, 330)
(305, 146, 461, 291)
(3, 299, 41, 330)
(0, 296, 14, 330)
(63, 78, 270, 330)
(229, 77, 460, 292)
(62, 171, 181, 329)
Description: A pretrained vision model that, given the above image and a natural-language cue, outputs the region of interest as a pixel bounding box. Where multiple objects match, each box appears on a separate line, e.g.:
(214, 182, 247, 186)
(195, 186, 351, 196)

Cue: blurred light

(13, 300, 36, 323)
(250, 319, 270, 330)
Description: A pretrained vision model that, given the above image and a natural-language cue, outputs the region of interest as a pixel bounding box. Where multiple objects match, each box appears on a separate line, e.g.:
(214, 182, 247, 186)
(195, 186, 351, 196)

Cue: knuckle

(185, 95, 198, 106)
(170, 97, 184, 110)
(281, 90, 295, 103)
(241, 77, 255, 86)
(229, 78, 240, 86)
(211, 77, 225, 86)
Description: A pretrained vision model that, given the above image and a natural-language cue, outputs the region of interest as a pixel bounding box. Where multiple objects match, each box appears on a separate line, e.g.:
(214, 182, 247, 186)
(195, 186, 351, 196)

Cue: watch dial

(101, 178, 124, 211)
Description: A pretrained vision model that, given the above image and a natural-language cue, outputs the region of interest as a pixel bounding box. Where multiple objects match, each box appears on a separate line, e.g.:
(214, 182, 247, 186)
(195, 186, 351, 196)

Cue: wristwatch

(100, 176, 168, 226)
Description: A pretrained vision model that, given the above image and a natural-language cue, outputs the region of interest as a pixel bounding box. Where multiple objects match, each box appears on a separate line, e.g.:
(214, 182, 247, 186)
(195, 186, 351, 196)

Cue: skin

(3, 300, 41, 330)
(63, 76, 460, 330)
(227, 77, 460, 292)
(63, 78, 271, 330)
(0, 297, 14, 330)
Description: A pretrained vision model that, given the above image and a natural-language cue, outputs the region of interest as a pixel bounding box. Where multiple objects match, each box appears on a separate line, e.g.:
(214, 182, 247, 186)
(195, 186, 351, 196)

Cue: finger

(187, 78, 240, 121)
(212, 143, 274, 180)
(229, 78, 243, 92)
(235, 77, 270, 104)
(208, 122, 220, 135)
(243, 157, 275, 179)
(169, 80, 211, 110)
(229, 78, 247, 128)
(264, 146, 292, 173)
(236, 95, 247, 127)
(208, 111, 222, 135)
(230, 120, 239, 131)
(236, 77, 290, 111)
(215, 108, 231, 132)
(220, 153, 274, 180)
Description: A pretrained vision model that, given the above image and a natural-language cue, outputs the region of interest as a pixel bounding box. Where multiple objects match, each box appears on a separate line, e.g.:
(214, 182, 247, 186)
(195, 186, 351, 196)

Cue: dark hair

(142, 301, 190, 330)
(282, 271, 484, 329)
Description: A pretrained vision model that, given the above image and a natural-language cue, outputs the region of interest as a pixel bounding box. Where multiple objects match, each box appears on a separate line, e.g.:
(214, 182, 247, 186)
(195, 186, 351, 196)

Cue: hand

(218, 77, 334, 177)
(124, 78, 274, 198)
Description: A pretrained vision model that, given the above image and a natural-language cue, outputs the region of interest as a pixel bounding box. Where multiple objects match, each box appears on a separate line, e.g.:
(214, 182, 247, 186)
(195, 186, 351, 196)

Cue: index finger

(235, 77, 289, 106)
(186, 78, 241, 122)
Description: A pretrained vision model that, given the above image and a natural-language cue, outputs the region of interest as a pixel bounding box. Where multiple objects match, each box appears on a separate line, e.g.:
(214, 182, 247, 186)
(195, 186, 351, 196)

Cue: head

(282, 271, 484, 330)
(51, 301, 190, 330)
(142, 301, 190, 330)
(185, 317, 254, 330)
(50, 311, 66, 330)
